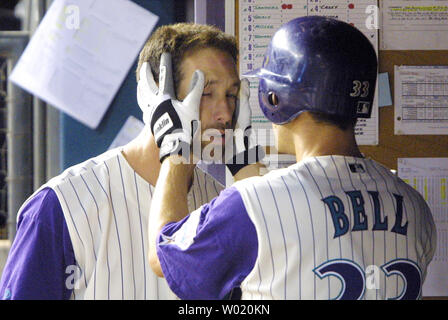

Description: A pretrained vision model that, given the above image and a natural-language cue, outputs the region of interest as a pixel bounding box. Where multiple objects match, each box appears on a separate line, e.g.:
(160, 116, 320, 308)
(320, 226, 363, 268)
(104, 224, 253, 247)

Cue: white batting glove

(137, 52, 205, 162)
(225, 78, 265, 176)
(137, 52, 176, 125)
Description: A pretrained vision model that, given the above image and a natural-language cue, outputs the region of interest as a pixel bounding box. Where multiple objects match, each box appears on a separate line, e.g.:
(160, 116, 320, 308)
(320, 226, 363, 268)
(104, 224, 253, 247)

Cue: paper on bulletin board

(239, 0, 379, 146)
(380, 0, 448, 50)
(9, 0, 159, 129)
(395, 66, 448, 135)
(108, 116, 145, 150)
(398, 157, 448, 297)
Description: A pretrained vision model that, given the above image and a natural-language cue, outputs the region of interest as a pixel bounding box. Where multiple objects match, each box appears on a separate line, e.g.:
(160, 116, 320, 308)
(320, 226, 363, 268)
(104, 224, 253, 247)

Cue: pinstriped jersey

(234, 156, 436, 300)
(17, 148, 224, 300)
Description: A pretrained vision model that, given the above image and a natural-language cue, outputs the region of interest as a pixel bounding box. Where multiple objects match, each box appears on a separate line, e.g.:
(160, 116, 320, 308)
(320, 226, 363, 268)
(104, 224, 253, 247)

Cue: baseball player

(0, 23, 262, 300)
(147, 16, 437, 300)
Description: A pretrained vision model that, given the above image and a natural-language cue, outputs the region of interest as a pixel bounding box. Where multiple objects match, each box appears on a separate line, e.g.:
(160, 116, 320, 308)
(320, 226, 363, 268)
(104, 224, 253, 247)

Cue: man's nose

(214, 97, 234, 125)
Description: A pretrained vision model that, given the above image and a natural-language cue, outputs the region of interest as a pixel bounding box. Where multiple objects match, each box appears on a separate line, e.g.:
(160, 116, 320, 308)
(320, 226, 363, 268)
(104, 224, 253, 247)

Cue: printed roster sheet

(239, 0, 379, 146)
(395, 66, 448, 135)
(398, 158, 448, 297)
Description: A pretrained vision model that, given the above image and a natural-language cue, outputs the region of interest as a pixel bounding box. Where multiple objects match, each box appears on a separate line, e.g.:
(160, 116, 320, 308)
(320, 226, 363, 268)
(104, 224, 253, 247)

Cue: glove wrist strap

(159, 140, 192, 163)
(150, 99, 184, 147)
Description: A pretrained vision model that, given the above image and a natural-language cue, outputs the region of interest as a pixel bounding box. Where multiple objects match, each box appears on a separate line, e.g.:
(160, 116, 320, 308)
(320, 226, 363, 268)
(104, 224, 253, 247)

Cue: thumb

(240, 78, 250, 101)
(139, 62, 158, 95)
(183, 70, 205, 112)
(159, 52, 176, 97)
(235, 78, 252, 129)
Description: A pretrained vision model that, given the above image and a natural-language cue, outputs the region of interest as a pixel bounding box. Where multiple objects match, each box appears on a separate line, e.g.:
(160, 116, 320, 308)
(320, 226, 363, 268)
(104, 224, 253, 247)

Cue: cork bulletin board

(235, 2, 448, 168)
(362, 50, 448, 170)
(233, 0, 448, 299)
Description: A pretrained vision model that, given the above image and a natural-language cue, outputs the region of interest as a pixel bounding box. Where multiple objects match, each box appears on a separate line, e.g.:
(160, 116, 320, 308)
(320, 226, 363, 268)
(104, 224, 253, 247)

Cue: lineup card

(395, 66, 448, 135)
(239, 0, 379, 146)
(398, 158, 448, 296)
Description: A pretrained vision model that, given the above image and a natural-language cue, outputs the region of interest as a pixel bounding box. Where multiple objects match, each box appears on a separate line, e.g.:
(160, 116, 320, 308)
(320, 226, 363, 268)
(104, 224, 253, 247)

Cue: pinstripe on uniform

(234, 156, 436, 300)
(16, 148, 224, 300)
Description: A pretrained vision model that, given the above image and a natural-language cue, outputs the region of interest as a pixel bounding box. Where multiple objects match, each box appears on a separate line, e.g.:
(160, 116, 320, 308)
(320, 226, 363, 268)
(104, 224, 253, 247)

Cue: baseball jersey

(156, 155, 437, 300)
(0, 148, 224, 300)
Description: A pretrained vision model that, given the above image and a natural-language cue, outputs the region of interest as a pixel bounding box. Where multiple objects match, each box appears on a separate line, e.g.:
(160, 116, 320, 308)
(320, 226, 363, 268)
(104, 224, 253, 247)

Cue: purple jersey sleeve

(156, 186, 258, 300)
(0, 187, 76, 300)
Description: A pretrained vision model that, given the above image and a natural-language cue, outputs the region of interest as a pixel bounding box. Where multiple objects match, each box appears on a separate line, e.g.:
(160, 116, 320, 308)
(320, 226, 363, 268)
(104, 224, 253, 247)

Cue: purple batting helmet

(244, 16, 378, 124)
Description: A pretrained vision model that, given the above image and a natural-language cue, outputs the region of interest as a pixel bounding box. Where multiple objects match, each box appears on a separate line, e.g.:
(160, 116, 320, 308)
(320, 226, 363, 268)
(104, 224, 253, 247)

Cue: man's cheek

(199, 103, 210, 130)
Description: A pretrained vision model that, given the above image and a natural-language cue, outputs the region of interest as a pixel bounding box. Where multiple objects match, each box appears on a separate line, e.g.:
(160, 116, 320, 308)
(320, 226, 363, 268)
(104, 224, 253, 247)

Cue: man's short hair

(308, 111, 358, 131)
(136, 23, 238, 97)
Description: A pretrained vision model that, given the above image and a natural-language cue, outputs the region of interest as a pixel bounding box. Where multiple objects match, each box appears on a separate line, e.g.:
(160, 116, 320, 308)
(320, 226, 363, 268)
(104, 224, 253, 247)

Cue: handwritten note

(239, 0, 379, 146)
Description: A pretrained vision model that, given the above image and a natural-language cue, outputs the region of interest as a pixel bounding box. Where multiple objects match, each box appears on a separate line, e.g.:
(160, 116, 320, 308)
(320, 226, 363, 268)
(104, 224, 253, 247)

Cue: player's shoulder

(369, 159, 431, 207)
(395, 175, 430, 206)
(18, 187, 62, 224)
(47, 148, 123, 187)
(65, 148, 122, 176)
(233, 165, 298, 192)
(209, 185, 247, 213)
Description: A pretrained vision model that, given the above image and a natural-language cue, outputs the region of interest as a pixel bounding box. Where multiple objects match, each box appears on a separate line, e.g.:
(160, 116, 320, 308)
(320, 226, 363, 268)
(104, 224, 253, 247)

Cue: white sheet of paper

(394, 66, 448, 135)
(108, 116, 144, 150)
(380, 0, 448, 50)
(9, 0, 159, 129)
(239, 0, 379, 146)
(398, 158, 448, 297)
